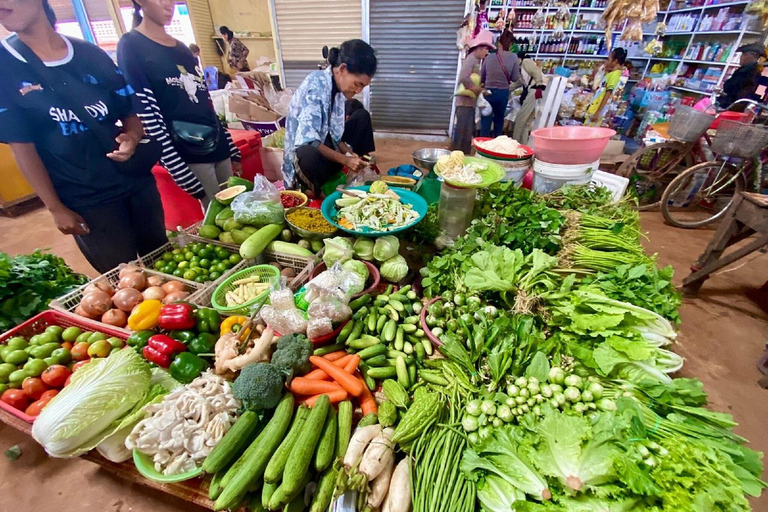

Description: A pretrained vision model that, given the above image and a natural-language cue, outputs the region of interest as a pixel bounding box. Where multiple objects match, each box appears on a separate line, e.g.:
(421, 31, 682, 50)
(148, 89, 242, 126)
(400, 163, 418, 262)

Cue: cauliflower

(232, 363, 285, 411)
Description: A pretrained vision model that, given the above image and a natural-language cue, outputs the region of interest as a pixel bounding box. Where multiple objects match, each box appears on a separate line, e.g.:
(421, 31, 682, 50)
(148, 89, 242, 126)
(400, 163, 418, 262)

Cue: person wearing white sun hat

(452, 29, 495, 154)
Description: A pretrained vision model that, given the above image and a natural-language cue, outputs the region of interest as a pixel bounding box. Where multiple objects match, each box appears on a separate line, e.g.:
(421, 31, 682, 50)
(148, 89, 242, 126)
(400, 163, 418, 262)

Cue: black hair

(220, 26, 234, 40)
(610, 47, 627, 65)
(131, 0, 142, 28)
(327, 39, 377, 77)
(517, 51, 528, 60)
(42, 0, 56, 27)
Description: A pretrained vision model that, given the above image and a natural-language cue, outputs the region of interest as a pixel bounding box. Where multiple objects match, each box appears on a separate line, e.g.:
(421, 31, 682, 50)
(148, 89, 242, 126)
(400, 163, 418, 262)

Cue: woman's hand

(345, 155, 366, 172)
(589, 112, 599, 123)
(50, 205, 89, 236)
(107, 132, 140, 162)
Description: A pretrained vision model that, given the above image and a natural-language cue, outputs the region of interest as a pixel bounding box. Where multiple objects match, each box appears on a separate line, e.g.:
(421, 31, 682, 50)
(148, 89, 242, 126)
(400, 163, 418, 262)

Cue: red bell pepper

(147, 334, 187, 359)
(143, 346, 172, 368)
(157, 303, 197, 331)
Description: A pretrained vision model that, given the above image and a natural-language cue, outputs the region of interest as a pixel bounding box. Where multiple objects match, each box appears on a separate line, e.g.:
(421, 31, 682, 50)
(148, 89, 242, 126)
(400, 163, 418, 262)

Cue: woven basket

(211, 265, 281, 315)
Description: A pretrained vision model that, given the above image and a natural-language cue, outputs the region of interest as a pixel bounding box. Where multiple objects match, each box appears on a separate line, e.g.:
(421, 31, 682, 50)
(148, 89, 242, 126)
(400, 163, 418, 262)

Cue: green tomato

(34, 343, 60, 359)
(43, 357, 58, 367)
(23, 358, 48, 377)
(8, 369, 30, 388)
(51, 347, 72, 365)
(0, 363, 16, 383)
(36, 332, 59, 345)
(107, 337, 125, 349)
(45, 325, 64, 339)
(4, 350, 29, 366)
(28, 334, 45, 346)
(0, 346, 12, 362)
(6, 337, 29, 351)
(88, 332, 108, 343)
(76, 331, 93, 344)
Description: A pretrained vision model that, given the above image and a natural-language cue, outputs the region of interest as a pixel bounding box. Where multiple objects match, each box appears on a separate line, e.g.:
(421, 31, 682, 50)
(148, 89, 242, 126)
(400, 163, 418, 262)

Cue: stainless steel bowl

(284, 206, 338, 241)
(412, 148, 451, 171)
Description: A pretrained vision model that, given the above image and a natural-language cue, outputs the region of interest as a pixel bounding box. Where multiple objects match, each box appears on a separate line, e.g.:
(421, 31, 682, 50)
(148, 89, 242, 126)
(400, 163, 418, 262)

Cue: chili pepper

(158, 303, 197, 331)
(188, 332, 217, 355)
(220, 315, 248, 336)
(142, 346, 172, 368)
(126, 330, 155, 350)
(147, 334, 187, 358)
(170, 330, 196, 343)
(195, 308, 221, 333)
(127, 299, 163, 331)
(169, 352, 208, 383)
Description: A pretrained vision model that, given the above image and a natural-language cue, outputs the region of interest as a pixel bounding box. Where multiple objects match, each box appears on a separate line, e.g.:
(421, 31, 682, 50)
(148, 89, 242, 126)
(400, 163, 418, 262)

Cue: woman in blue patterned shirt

(282, 39, 377, 196)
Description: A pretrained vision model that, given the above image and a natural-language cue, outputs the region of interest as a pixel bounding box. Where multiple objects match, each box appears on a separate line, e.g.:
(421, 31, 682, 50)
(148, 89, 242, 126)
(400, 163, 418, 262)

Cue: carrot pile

(288, 352, 378, 414)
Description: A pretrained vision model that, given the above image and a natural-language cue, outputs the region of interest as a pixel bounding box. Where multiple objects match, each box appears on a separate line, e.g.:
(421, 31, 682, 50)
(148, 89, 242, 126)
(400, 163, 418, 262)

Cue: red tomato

(60, 341, 73, 351)
(1, 389, 30, 411)
(24, 397, 54, 417)
(70, 342, 90, 361)
(40, 389, 59, 401)
(71, 360, 91, 372)
(41, 365, 71, 388)
(64, 375, 72, 387)
(22, 377, 49, 400)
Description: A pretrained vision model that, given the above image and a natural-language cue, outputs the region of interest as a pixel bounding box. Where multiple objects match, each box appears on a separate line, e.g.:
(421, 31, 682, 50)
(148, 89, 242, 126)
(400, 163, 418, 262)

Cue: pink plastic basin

(531, 126, 616, 165)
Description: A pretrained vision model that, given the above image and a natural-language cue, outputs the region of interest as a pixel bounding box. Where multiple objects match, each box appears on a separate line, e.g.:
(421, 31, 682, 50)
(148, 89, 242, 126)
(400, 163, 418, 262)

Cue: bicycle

(660, 100, 768, 229)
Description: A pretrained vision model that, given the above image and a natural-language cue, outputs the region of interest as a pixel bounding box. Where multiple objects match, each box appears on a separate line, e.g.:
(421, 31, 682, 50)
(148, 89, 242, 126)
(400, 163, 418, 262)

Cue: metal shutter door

(369, 0, 465, 133)
(273, 0, 361, 89)
(186, 0, 221, 69)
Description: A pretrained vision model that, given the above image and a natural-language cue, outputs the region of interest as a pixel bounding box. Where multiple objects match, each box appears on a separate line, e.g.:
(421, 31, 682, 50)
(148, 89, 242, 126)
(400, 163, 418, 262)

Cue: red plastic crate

(0, 310, 129, 423)
(229, 129, 265, 181)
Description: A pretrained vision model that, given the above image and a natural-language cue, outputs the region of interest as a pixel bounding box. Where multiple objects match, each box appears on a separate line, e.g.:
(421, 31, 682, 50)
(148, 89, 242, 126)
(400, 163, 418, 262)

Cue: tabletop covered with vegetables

(0, 175, 764, 512)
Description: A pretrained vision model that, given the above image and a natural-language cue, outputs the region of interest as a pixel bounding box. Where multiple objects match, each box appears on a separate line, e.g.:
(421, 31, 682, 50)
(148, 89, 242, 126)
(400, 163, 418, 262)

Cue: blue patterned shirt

(282, 67, 345, 187)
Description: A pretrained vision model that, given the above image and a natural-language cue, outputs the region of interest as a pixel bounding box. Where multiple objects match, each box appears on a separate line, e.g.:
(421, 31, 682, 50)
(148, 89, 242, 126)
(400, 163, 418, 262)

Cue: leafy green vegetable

(322, 237, 354, 267)
(0, 250, 87, 331)
(352, 237, 374, 261)
(380, 254, 408, 283)
(373, 235, 400, 262)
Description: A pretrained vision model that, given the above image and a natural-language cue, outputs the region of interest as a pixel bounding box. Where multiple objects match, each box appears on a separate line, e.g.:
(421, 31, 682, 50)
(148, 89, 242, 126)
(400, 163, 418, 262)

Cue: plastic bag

(306, 262, 364, 300)
(270, 288, 296, 311)
(231, 175, 284, 226)
(347, 166, 380, 187)
(307, 317, 333, 340)
(307, 288, 353, 323)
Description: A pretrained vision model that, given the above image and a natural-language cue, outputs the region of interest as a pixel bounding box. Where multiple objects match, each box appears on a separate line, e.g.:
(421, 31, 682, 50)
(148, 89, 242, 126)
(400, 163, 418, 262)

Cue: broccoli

(232, 362, 285, 411)
(270, 334, 312, 375)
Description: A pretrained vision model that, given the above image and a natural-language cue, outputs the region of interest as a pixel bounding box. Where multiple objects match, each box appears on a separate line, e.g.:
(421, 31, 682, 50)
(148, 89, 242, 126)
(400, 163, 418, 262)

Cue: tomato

(70, 342, 90, 361)
(39, 389, 59, 401)
(71, 360, 91, 372)
(1, 389, 30, 411)
(64, 375, 72, 387)
(25, 398, 52, 417)
(60, 341, 73, 351)
(41, 365, 71, 388)
(22, 377, 49, 400)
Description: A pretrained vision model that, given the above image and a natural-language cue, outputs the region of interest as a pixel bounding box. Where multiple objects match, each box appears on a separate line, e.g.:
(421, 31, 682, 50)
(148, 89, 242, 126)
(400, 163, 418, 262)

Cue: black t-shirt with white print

(0, 36, 140, 210)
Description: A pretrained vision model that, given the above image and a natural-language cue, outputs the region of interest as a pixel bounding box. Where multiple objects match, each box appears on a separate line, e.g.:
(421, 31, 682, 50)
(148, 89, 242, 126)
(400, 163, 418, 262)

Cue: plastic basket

(668, 105, 715, 142)
(134, 239, 242, 286)
(211, 265, 281, 315)
(133, 450, 203, 483)
(49, 264, 202, 333)
(0, 310, 129, 423)
(183, 221, 240, 251)
(711, 120, 768, 159)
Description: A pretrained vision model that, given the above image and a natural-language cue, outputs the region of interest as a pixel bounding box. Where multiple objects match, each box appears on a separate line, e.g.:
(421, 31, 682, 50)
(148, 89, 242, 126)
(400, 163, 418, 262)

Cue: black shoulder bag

(7, 35, 161, 175)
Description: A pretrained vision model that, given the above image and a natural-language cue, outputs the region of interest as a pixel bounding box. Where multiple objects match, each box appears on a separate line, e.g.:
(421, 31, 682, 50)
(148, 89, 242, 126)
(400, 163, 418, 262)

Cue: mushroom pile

(126, 371, 240, 475)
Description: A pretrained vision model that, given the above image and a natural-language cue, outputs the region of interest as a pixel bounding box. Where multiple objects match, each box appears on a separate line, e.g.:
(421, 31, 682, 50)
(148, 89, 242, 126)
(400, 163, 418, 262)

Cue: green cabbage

(353, 237, 375, 261)
(32, 349, 153, 458)
(380, 254, 409, 283)
(323, 237, 354, 267)
(343, 259, 370, 284)
(374, 235, 400, 262)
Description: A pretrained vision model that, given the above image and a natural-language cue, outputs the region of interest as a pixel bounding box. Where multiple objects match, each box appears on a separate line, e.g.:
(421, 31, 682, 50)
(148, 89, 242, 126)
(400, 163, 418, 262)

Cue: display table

(683, 192, 768, 296)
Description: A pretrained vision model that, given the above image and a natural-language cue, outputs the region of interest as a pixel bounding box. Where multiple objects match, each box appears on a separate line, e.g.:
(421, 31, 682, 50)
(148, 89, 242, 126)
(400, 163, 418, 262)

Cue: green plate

(434, 156, 506, 189)
(133, 450, 203, 483)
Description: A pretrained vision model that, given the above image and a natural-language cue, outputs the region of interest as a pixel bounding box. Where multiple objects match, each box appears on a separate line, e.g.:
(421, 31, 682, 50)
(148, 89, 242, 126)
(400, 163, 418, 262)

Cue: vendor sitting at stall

(282, 39, 377, 197)
(586, 47, 627, 125)
(718, 43, 765, 110)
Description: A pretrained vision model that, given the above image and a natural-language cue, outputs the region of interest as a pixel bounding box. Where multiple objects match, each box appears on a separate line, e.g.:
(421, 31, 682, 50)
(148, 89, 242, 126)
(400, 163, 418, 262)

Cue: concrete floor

(1, 136, 767, 511)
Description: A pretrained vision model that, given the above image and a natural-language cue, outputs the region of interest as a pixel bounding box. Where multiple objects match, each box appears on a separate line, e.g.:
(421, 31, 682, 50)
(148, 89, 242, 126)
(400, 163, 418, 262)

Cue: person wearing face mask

(117, 0, 241, 210)
(452, 29, 494, 154)
(282, 39, 377, 197)
(0, 0, 167, 272)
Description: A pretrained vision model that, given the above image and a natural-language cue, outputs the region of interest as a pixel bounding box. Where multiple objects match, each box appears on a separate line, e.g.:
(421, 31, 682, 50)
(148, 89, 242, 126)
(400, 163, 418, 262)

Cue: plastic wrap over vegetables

(261, 287, 308, 335)
(231, 175, 284, 226)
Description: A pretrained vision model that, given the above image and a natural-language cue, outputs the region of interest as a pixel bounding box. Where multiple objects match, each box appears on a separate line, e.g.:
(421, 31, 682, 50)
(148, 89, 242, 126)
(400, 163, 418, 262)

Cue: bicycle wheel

(661, 161, 745, 229)
(617, 142, 693, 210)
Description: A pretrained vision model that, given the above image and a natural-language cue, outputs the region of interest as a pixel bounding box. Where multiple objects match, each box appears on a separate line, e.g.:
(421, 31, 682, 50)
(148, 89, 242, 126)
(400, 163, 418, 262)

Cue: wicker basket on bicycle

(668, 105, 716, 143)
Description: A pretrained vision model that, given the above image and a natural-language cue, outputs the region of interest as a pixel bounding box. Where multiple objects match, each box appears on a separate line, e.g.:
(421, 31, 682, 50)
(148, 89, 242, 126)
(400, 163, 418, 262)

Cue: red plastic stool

(151, 165, 204, 231)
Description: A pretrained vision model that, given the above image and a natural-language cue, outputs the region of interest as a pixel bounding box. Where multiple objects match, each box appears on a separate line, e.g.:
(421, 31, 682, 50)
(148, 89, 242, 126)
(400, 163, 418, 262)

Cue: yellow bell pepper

(128, 299, 163, 331)
(220, 315, 248, 336)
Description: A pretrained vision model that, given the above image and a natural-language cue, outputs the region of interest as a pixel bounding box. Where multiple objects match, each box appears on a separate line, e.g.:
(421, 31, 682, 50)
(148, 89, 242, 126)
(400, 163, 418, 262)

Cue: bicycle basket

(668, 105, 715, 142)
(711, 120, 768, 159)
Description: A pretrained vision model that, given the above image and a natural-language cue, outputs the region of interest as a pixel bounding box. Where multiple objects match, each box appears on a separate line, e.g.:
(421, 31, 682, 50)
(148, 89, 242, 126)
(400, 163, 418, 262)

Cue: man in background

(718, 43, 764, 109)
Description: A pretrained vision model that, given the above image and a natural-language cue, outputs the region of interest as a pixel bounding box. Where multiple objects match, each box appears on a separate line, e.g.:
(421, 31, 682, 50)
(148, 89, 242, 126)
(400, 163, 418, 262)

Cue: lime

(195, 275, 207, 283)
(45, 326, 64, 338)
(154, 260, 165, 270)
(215, 247, 230, 259)
(173, 253, 185, 263)
(229, 254, 242, 264)
(183, 270, 198, 281)
(163, 252, 174, 261)
(209, 271, 221, 281)
(190, 256, 200, 264)
(184, 251, 195, 260)
(23, 358, 48, 377)
(165, 261, 178, 271)
(172, 248, 182, 255)
(199, 249, 213, 260)
(211, 258, 221, 266)
(199, 258, 211, 269)
(173, 269, 184, 277)
(178, 261, 189, 270)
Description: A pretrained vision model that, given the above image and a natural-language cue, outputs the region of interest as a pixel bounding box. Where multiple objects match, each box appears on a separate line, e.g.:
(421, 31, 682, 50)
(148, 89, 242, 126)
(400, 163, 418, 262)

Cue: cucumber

(408, 362, 417, 386)
(365, 354, 389, 367)
(415, 341, 425, 362)
(357, 344, 387, 360)
(394, 326, 405, 351)
(404, 301, 414, 315)
(352, 306, 369, 320)
(336, 400, 353, 458)
(389, 293, 407, 302)
(284, 492, 307, 512)
(314, 407, 337, 472)
(398, 285, 411, 295)
(401, 324, 417, 334)
(282, 395, 330, 495)
(203, 410, 261, 474)
(396, 356, 409, 389)
(403, 316, 419, 325)
(376, 314, 387, 333)
(208, 469, 226, 500)
(203, 199, 226, 226)
(387, 349, 408, 360)
(421, 338, 433, 356)
(383, 319, 397, 343)
(418, 370, 449, 386)
(337, 321, 355, 344)
(413, 302, 423, 314)
(346, 320, 364, 345)
(268, 474, 310, 511)
(240, 224, 282, 260)
(367, 310, 378, 333)
(248, 495, 267, 512)
(349, 294, 371, 310)
(263, 405, 311, 483)
(359, 362, 377, 390)
(214, 394, 295, 511)
(349, 336, 381, 350)
(310, 467, 337, 512)
(389, 299, 404, 312)
(313, 343, 344, 357)
(266, 241, 314, 258)
(384, 305, 399, 321)
(414, 329, 425, 337)
(261, 480, 279, 509)
(367, 366, 397, 379)
(357, 412, 379, 428)
(403, 341, 414, 355)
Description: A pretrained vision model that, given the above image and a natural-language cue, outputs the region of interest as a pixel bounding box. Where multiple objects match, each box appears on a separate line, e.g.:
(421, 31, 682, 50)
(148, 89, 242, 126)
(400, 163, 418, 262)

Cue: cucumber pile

(336, 285, 430, 390)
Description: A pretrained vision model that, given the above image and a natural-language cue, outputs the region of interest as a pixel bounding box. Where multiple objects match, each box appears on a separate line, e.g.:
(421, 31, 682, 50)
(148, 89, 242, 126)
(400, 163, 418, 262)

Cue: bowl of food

(412, 148, 451, 172)
(285, 206, 338, 240)
(472, 136, 534, 160)
(280, 190, 308, 209)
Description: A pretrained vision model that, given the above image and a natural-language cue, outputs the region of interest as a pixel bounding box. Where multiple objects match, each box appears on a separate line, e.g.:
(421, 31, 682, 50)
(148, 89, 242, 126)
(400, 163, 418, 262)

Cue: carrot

(289, 378, 345, 395)
(305, 354, 357, 380)
(302, 389, 349, 407)
(309, 356, 364, 397)
(323, 351, 347, 362)
(357, 375, 378, 415)
(343, 354, 361, 373)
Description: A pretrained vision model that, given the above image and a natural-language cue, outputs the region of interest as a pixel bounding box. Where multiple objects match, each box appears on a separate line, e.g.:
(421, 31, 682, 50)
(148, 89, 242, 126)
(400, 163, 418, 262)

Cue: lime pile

(152, 242, 242, 283)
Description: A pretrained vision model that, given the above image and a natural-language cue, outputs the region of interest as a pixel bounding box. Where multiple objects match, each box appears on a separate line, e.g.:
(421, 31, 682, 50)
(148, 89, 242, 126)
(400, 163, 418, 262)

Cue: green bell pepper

(194, 308, 221, 333)
(188, 332, 217, 355)
(170, 330, 196, 343)
(169, 352, 207, 383)
(127, 330, 155, 350)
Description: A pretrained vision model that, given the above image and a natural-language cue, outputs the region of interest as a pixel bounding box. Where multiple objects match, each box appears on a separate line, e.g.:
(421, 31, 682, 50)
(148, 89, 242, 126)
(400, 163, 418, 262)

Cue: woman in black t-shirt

(0, 0, 167, 273)
(119, 0, 241, 209)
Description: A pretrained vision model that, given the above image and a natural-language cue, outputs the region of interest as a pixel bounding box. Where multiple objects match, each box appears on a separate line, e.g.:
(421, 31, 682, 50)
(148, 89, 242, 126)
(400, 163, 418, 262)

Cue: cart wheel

(661, 161, 744, 229)
(616, 141, 693, 210)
